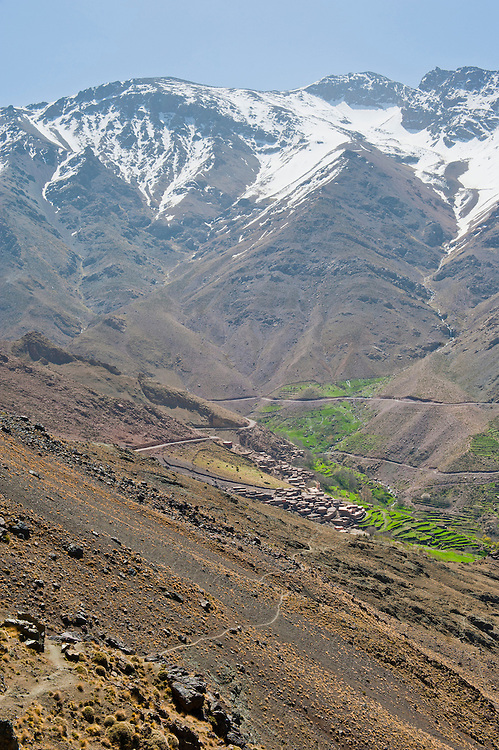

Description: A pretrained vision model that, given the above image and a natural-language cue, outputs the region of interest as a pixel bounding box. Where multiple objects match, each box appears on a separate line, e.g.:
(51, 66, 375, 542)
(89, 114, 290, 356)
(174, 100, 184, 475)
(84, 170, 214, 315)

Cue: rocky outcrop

(139, 376, 246, 429)
(12, 331, 120, 374)
(3, 613, 45, 652)
(161, 665, 246, 747)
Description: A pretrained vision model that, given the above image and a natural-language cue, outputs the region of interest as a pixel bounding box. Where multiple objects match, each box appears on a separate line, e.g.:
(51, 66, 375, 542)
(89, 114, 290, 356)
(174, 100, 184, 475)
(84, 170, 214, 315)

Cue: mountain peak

(419, 65, 499, 93)
(304, 70, 409, 107)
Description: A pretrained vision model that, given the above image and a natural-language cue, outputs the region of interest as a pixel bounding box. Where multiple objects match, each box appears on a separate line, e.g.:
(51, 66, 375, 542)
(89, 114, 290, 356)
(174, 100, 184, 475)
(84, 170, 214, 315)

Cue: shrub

(81, 706, 95, 723)
(329, 467, 359, 492)
(93, 652, 109, 670)
(107, 721, 135, 749)
(142, 730, 170, 750)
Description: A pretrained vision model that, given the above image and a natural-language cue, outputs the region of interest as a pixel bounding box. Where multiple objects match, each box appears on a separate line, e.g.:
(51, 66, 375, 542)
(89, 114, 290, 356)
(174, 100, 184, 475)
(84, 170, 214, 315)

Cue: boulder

(170, 681, 205, 713)
(62, 645, 80, 662)
(226, 730, 246, 747)
(207, 701, 232, 737)
(163, 590, 184, 603)
(166, 666, 206, 714)
(168, 721, 201, 750)
(3, 613, 45, 652)
(61, 611, 88, 627)
(51, 631, 82, 643)
(9, 521, 31, 540)
(468, 615, 494, 633)
(67, 543, 84, 559)
(104, 635, 134, 654)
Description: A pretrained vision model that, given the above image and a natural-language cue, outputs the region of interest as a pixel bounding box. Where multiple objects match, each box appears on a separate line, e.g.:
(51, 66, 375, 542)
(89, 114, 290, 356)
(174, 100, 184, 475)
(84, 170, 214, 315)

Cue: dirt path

(215, 395, 498, 408)
(156, 572, 290, 658)
(332, 449, 499, 479)
(134, 436, 213, 453)
(0, 641, 76, 716)
(133, 416, 255, 454)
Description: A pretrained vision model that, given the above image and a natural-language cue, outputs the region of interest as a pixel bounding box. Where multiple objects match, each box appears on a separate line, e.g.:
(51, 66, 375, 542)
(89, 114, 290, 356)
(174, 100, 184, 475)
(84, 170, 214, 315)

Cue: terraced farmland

(449, 418, 499, 471)
(359, 507, 487, 558)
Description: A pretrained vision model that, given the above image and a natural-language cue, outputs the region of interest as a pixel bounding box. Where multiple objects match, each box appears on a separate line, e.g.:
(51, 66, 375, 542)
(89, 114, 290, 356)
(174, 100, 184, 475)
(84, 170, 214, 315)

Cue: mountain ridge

(3, 66, 499, 750)
(0, 65, 498, 401)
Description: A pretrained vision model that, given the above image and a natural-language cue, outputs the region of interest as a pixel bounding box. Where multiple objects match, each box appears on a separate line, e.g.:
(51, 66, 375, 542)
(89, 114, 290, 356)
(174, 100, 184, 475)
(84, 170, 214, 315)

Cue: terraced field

(448, 418, 499, 471)
(358, 507, 487, 558)
(313, 458, 490, 558)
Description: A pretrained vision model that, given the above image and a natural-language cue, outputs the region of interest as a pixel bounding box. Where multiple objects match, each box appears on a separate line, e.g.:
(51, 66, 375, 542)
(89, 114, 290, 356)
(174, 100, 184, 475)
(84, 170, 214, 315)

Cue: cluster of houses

(227, 442, 367, 532)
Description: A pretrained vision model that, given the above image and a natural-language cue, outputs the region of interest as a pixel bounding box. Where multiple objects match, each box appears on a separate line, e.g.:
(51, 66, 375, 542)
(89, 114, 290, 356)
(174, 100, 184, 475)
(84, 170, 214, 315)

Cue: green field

(358, 506, 486, 555)
(337, 431, 387, 453)
(448, 418, 499, 471)
(269, 378, 387, 400)
(259, 402, 361, 453)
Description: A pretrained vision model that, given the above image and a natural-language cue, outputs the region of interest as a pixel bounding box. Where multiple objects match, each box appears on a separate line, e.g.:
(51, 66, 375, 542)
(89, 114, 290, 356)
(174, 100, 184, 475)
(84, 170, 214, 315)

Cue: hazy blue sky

(1, 0, 499, 107)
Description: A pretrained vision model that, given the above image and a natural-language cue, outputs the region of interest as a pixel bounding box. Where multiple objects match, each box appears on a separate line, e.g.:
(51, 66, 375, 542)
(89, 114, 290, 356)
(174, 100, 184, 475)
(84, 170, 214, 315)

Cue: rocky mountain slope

(0, 332, 246, 445)
(1, 414, 499, 749)
(3, 66, 499, 750)
(1, 66, 499, 397)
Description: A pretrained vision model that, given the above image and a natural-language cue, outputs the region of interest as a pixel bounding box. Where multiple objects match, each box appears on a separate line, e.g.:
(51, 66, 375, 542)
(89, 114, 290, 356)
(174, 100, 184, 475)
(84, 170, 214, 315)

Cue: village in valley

(223, 439, 368, 532)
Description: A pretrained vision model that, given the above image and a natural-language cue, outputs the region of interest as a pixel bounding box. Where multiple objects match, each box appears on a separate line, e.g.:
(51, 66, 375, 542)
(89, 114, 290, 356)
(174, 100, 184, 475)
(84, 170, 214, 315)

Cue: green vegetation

(471, 420, 499, 457)
(338, 431, 386, 453)
(423, 549, 478, 563)
(259, 402, 360, 453)
(270, 377, 387, 400)
(419, 482, 499, 539)
(313, 458, 491, 559)
(257, 379, 493, 560)
(448, 418, 499, 471)
(358, 506, 486, 556)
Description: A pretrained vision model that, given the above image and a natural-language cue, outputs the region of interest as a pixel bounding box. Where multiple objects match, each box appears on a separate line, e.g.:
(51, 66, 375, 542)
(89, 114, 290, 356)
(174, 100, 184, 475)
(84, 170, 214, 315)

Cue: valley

(1, 65, 499, 749)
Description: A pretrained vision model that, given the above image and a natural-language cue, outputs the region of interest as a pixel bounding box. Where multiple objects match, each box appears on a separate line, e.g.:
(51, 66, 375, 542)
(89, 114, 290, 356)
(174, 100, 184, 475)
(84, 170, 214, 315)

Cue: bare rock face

(3, 613, 45, 652)
(166, 666, 206, 714)
(0, 720, 19, 750)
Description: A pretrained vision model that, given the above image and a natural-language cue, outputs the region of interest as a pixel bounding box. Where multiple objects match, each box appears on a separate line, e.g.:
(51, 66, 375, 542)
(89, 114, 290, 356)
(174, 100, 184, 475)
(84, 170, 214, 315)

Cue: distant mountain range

(1, 66, 499, 399)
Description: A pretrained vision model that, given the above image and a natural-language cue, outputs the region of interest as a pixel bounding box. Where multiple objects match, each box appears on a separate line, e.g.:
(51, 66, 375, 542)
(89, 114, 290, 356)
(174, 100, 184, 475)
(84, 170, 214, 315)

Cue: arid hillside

(1, 414, 499, 749)
(0, 334, 246, 445)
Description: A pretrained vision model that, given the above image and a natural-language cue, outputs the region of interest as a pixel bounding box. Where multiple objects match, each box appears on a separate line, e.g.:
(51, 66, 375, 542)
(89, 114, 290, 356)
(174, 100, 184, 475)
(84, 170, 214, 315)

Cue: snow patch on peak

(7, 69, 499, 240)
(42, 151, 88, 201)
(157, 126, 213, 212)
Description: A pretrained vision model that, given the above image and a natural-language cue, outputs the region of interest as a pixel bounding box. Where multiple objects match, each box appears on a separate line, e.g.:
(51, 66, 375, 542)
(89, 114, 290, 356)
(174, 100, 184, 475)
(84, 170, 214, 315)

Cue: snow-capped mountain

(1, 67, 499, 398)
(3, 66, 499, 238)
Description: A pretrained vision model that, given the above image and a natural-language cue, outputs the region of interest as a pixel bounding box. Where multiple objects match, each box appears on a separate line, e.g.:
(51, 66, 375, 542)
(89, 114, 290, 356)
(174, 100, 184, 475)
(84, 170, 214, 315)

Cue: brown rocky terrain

(0, 334, 246, 445)
(1, 69, 499, 749)
(1, 414, 499, 749)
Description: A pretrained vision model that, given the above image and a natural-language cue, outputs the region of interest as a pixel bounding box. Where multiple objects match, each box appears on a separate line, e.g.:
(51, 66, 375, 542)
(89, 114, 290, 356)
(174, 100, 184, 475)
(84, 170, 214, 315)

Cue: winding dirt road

(332, 450, 499, 479)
